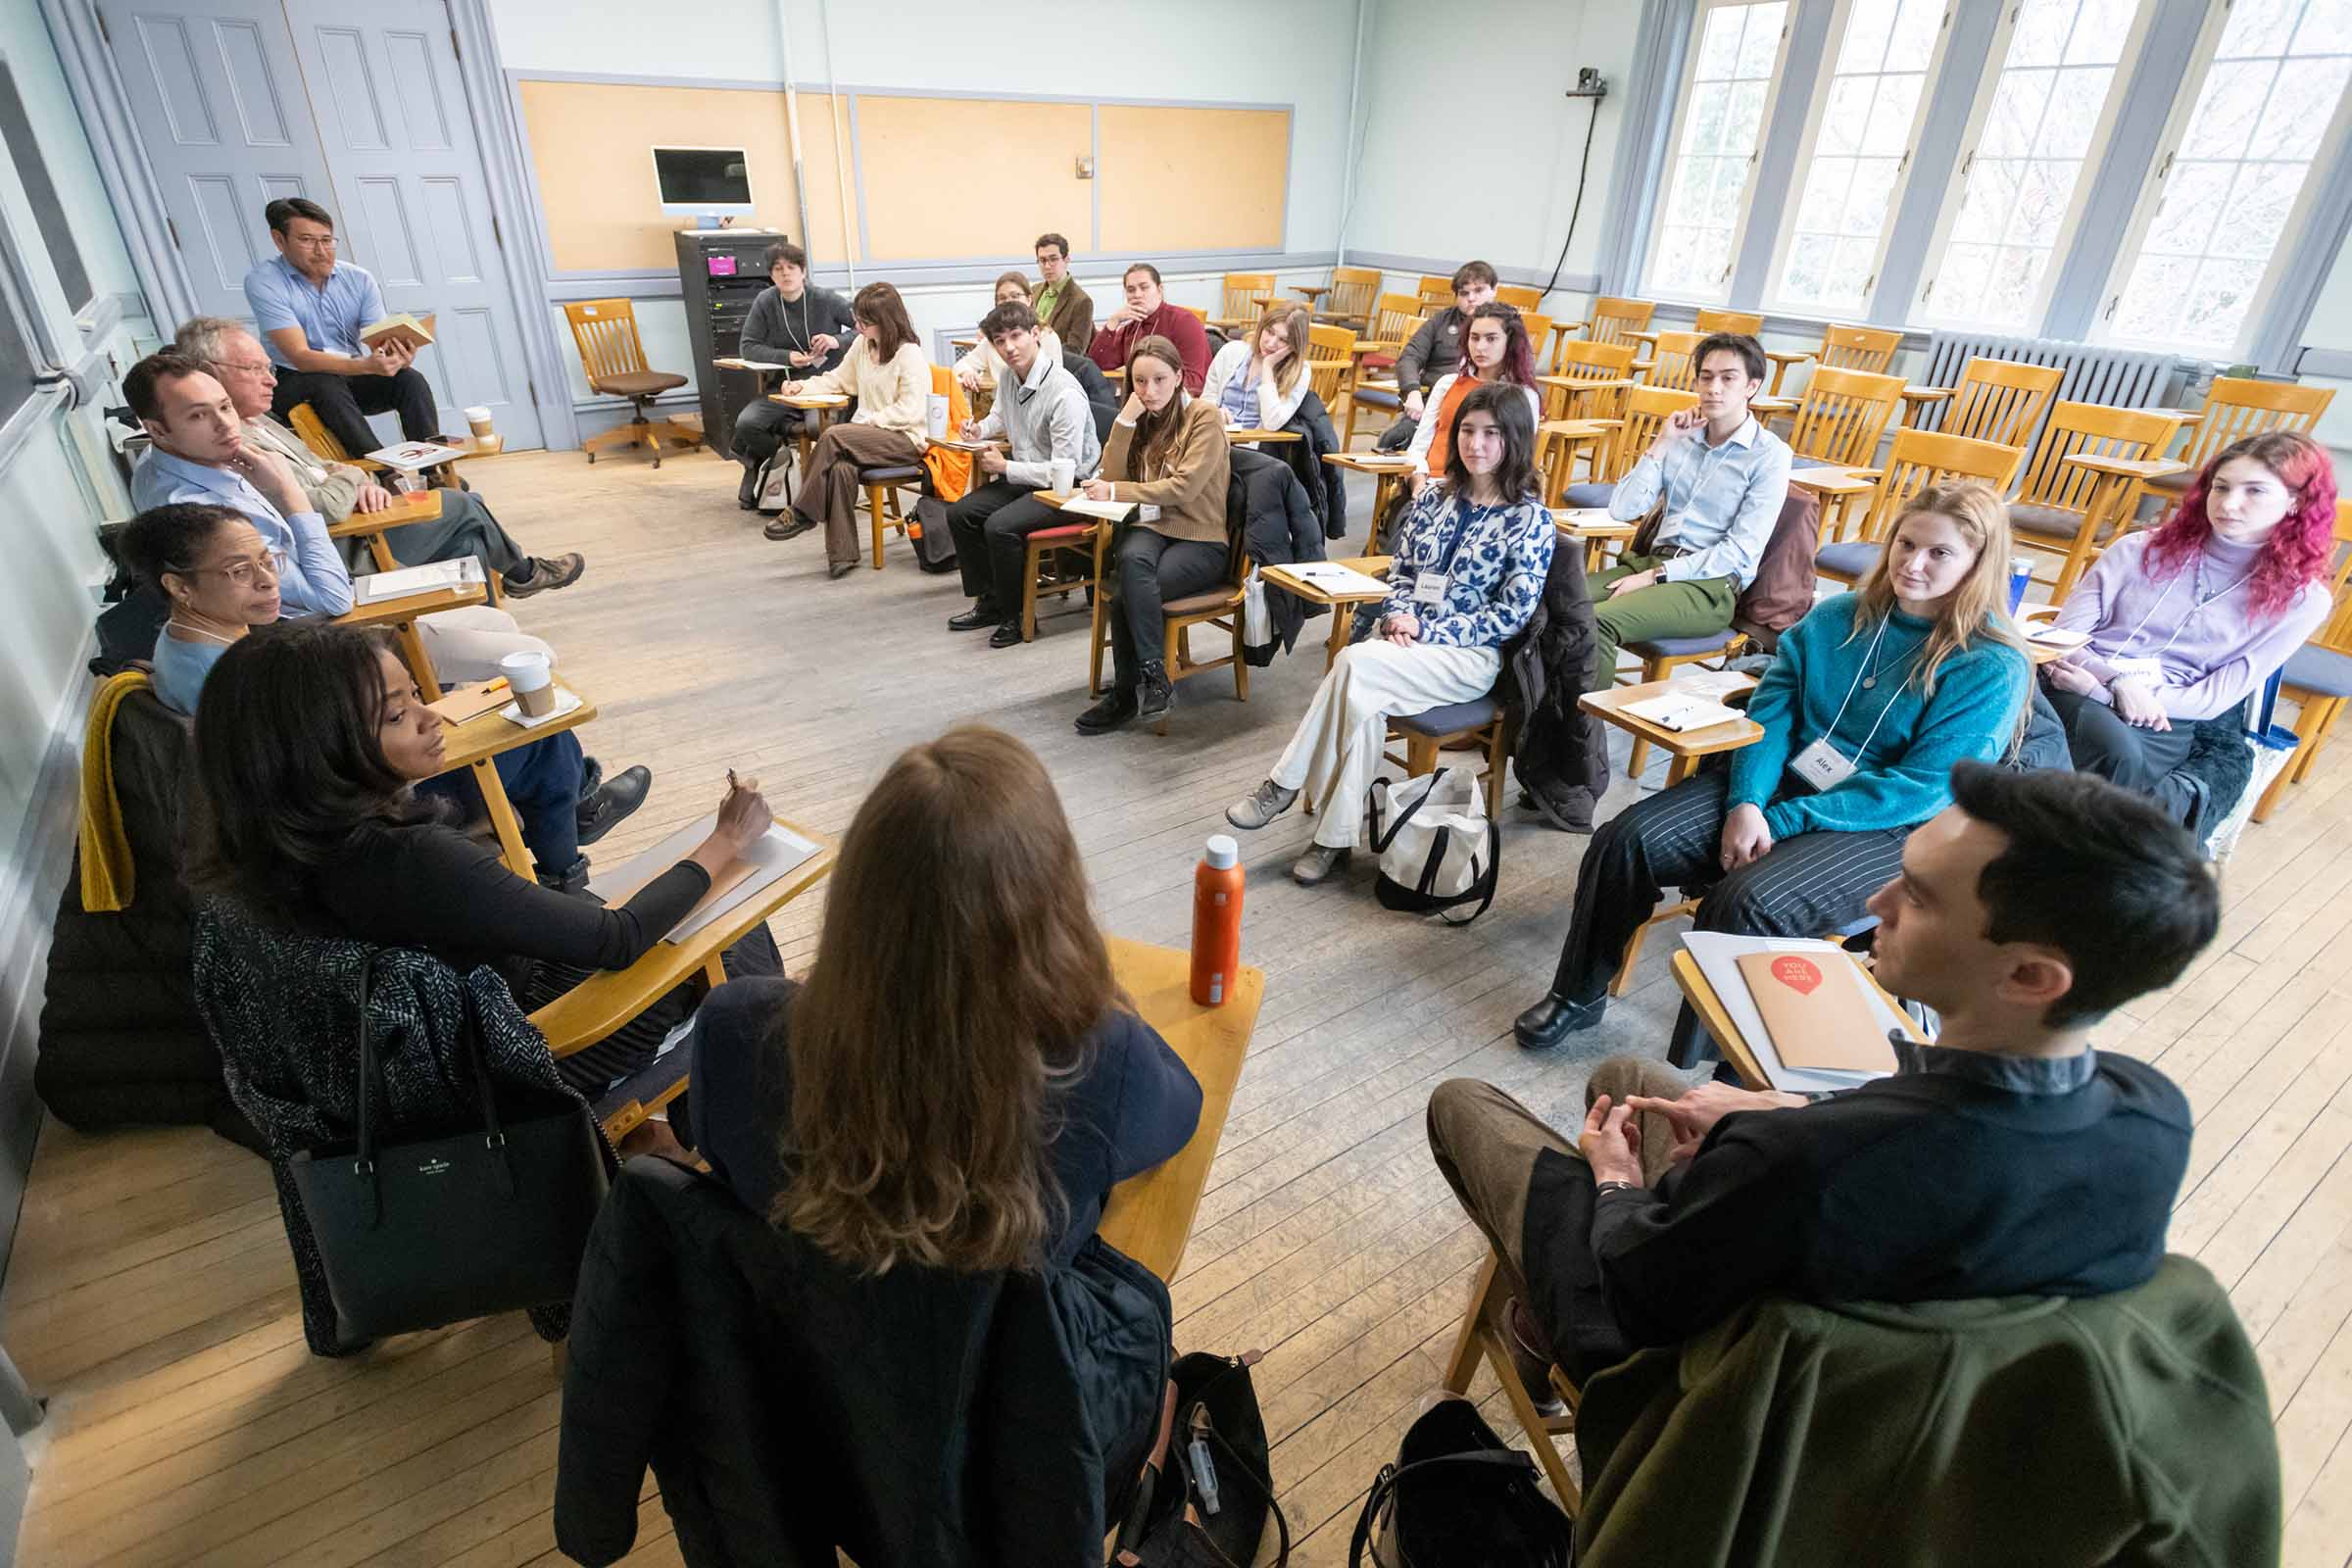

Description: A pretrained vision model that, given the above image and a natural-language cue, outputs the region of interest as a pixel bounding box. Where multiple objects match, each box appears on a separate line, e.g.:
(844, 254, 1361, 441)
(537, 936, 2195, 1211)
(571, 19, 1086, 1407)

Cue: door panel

(285, 0, 543, 446)
(104, 0, 336, 321)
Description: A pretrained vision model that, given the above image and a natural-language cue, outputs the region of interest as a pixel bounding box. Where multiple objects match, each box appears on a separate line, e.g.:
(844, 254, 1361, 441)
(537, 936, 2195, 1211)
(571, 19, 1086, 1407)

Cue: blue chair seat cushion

(858, 464, 925, 483)
(1816, 539, 1882, 578)
(1352, 387, 1400, 410)
(2283, 643, 2352, 700)
(1395, 696, 1500, 737)
(1628, 628, 1743, 660)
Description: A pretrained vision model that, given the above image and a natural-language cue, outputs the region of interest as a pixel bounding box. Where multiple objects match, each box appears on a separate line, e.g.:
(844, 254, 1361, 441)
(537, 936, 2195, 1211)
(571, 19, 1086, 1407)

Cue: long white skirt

(1270, 639, 1501, 848)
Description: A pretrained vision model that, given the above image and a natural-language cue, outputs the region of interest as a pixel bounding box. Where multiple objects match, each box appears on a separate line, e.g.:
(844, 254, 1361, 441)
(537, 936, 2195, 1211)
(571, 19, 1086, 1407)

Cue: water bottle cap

(1204, 834, 1240, 869)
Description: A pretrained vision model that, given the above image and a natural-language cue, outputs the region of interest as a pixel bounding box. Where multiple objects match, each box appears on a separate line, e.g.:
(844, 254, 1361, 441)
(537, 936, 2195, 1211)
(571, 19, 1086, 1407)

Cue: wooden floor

(8, 444, 2351, 1566)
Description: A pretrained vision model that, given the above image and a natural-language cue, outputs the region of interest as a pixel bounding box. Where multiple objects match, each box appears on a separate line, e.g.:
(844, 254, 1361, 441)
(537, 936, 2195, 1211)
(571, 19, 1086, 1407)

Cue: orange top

(1424, 373, 1482, 476)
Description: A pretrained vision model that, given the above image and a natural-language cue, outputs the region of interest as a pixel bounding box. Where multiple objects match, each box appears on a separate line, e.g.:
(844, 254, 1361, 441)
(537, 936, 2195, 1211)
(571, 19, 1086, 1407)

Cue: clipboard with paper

(1684, 932, 1919, 1094)
(586, 812, 823, 944)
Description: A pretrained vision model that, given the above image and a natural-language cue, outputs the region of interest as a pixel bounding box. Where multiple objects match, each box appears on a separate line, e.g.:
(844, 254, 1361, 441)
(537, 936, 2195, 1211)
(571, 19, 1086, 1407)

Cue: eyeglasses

(287, 234, 336, 251)
(192, 549, 286, 588)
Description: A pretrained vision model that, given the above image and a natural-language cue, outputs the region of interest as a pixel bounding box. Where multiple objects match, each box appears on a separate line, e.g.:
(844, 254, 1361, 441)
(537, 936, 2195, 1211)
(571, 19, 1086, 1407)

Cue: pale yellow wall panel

(1098, 105, 1288, 254)
(855, 96, 1092, 261)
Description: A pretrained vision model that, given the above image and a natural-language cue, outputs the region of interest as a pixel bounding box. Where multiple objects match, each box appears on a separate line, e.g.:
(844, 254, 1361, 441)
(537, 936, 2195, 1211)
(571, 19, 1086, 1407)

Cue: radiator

(1916, 331, 2183, 416)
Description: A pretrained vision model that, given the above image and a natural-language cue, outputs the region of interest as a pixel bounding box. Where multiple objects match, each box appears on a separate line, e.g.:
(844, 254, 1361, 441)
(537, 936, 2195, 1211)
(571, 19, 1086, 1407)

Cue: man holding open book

(1427, 764, 2215, 1386)
(243, 197, 442, 460)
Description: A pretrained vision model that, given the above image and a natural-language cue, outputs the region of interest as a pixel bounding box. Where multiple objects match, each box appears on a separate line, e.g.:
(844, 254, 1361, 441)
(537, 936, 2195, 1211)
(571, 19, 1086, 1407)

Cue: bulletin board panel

(515, 79, 856, 271)
(855, 95, 1093, 262)
(1098, 105, 1289, 254)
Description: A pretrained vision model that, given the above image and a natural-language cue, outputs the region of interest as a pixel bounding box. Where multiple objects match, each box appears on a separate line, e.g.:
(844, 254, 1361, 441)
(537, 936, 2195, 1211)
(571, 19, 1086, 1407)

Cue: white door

(100, 0, 544, 447)
(281, 0, 543, 447)
(101, 0, 336, 321)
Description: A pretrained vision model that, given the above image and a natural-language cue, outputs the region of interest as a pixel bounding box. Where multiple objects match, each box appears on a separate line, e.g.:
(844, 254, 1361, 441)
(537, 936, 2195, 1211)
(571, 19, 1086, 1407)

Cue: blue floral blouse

(1378, 484, 1556, 649)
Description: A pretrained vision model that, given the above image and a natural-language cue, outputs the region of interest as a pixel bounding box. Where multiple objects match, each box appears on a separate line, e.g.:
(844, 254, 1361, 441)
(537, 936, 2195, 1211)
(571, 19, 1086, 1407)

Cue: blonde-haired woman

(1200, 301, 1314, 433)
(1516, 481, 2032, 1054)
(768, 280, 933, 576)
(687, 723, 1201, 1270)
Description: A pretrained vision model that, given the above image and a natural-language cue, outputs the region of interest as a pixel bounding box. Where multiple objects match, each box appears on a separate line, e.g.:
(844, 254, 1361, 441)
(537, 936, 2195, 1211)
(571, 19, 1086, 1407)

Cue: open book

(360, 313, 434, 354)
(367, 439, 466, 471)
(1052, 496, 1136, 522)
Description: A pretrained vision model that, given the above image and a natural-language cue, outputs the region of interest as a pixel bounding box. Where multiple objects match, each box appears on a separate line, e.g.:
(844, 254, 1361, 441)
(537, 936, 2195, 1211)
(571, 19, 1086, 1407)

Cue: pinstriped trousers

(1550, 770, 1911, 1055)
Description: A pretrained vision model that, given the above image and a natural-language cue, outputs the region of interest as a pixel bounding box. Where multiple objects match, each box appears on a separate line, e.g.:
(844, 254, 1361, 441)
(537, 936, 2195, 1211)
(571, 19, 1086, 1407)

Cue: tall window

(1646, 1, 1790, 301)
(1772, 0, 1948, 313)
(2101, 0, 2352, 354)
(0, 64, 91, 316)
(1917, 0, 2148, 331)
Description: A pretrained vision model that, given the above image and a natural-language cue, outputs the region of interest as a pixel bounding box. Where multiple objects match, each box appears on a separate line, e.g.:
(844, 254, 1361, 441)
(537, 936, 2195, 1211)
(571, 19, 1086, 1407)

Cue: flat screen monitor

(652, 146, 754, 217)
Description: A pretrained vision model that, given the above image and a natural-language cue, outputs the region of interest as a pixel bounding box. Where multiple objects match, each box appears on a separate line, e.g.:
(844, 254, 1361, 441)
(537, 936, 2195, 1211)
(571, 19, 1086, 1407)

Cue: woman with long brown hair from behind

(687, 722, 1201, 1272)
(1073, 334, 1234, 735)
(767, 279, 934, 575)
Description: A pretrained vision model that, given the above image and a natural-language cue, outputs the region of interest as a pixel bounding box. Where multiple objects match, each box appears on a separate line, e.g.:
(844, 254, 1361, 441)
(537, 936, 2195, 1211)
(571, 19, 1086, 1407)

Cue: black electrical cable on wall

(1542, 95, 1605, 299)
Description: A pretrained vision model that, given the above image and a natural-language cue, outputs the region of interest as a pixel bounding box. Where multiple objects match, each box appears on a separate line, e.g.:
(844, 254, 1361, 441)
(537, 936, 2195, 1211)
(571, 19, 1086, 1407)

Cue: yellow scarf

(77, 670, 152, 913)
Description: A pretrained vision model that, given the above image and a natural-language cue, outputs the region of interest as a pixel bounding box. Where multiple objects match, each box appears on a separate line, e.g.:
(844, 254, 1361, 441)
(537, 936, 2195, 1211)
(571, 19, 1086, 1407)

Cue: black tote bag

(289, 956, 610, 1340)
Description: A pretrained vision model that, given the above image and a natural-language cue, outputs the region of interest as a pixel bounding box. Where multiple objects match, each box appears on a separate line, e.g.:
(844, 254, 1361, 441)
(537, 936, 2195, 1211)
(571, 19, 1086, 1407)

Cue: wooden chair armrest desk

(1098, 935, 1265, 1282)
(1579, 677, 1764, 788)
(1226, 428, 1302, 447)
(1323, 453, 1414, 538)
(326, 489, 445, 568)
(1761, 349, 1813, 397)
(333, 579, 488, 703)
(1537, 418, 1613, 507)
(530, 815, 837, 1143)
(1788, 466, 1882, 544)
(435, 677, 602, 878)
(1260, 554, 1394, 670)
(1554, 511, 1639, 571)
(1290, 284, 1330, 301)
(2041, 451, 2191, 595)
(1897, 386, 1954, 426)
(1670, 946, 1926, 1091)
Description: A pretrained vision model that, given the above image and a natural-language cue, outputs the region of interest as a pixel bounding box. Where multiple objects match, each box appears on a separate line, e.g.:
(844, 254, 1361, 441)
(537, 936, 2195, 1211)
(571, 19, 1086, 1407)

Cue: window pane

(1645, 1, 1788, 299)
(0, 64, 93, 314)
(1772, 0, 1942, 314)
(1921, 0, 2141, 331)
(2105, 0, 2352, 354)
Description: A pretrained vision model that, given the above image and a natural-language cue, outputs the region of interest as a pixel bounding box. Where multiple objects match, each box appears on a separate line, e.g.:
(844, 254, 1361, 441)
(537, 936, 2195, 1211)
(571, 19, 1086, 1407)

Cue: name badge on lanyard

(2107, 654, 2163, 681)
(1789, 739, 1856, 792)
(1413, 571, 1450, 606)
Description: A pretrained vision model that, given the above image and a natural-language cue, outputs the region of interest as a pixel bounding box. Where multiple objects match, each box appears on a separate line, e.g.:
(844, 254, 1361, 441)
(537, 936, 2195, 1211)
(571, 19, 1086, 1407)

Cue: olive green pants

(1587, 553, 1740, 692)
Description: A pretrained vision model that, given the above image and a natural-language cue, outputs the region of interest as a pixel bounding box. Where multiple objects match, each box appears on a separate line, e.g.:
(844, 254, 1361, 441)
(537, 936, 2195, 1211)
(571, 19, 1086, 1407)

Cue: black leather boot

(1135, 660, 1175, 725)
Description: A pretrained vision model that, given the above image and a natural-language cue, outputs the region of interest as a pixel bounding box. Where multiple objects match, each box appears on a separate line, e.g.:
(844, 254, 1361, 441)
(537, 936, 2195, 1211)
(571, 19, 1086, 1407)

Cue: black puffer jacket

(1061, 349, 1119, 442)
(1505, 542, 1612, 828)
(556, 1156, 1172, 1568)
(1230, 445, 1326, 663)
(36, 682, 254, 1144)
(1274, 390, 1349, 539)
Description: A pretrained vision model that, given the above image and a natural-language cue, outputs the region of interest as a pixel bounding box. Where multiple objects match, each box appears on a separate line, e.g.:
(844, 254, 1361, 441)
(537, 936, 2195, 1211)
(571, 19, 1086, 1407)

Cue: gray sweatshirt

(739, 284, 858, 376)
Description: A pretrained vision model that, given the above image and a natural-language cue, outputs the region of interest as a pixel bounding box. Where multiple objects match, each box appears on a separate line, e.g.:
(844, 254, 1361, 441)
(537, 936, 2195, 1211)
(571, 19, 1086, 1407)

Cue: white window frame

(1911, 0, 2161, 333)
(1761, 0, 1959, 318)
(1641, 0, 1798, 306)
(2090, 0, 2352, 359)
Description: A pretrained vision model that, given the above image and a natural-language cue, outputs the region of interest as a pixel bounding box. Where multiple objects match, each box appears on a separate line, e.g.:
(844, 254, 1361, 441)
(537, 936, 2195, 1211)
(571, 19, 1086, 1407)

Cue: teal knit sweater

(1728, 595, 2029, 840)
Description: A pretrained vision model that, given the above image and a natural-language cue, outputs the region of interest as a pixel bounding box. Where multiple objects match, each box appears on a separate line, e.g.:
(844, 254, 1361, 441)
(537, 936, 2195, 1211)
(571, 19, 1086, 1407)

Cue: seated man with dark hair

(1588, 331, 1790, 694)
(1029, 231, 1094, 352)
(945, 299, 1102, 647)
(1378, 260, 1497, 450)
(1430, 761, 2215, 1385)
(729, 240, 859, 508)
(1086, 263, 1212, 394)
(241, 197, 440, 459)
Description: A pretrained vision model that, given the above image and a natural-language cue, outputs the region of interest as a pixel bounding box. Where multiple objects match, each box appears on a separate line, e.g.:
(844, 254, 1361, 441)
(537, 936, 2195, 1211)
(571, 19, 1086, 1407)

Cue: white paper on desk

(780, 393, 850, 407)
(1287, 562, 1392, 597)
(1672, 668, 1757, 699)
(354, 556, 483, 604)
(1348, 452, 1413, 467)
(1685, 933, 1910, 1094)
(367, 440, 465, 470)
(715, 357, 791, 371)
(2028, 626, 2091, 650)
(1053, 496, 1135, 521)
(497, 687, 583, 730)
(1622, 692, 1741, 732)
(587, 812, 822, 944)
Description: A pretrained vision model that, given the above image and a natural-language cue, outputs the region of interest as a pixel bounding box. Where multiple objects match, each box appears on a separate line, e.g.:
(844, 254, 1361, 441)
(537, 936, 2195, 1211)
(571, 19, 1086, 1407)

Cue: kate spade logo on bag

(416, 1157, 454, 1177)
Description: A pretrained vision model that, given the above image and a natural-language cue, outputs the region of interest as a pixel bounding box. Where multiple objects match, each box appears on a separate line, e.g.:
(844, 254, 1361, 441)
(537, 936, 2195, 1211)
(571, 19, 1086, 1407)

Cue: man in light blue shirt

(242, 197, 441, 459)
(1590, 333, 1792, 691)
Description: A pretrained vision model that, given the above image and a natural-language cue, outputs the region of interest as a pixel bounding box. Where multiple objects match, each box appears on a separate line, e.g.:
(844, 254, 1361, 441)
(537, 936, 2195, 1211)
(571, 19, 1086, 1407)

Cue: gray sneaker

(1226, 779, 1299, 831)
(1291, 844, 1350, 886)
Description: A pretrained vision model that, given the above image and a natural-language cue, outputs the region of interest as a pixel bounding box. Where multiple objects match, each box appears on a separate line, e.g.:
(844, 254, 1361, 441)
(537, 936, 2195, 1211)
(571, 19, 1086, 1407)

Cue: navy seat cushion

(1556, 481, 1615, 509)
(858, 464, 925, 482)
(2284, 643, 2352, 699)
(1395, 696, 1499, 737)
(1352, 387, 1400, 410)
(1627, 628, 1742, 660)
(1816, 539, 1882, 578)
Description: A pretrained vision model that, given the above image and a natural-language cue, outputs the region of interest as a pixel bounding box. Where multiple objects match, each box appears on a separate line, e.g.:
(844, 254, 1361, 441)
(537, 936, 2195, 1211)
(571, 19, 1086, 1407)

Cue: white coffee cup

(499, 650, 556, 717)
(464, 405, 494, 438)
(1050, 457, 1076, 493)
(926, 393, 950, 440)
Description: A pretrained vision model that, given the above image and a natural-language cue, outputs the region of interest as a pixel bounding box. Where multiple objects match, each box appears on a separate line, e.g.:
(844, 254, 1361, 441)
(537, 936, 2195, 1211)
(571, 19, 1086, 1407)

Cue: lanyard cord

(1815, 614, 1919, 765)
(2110, 559, 2257, 662)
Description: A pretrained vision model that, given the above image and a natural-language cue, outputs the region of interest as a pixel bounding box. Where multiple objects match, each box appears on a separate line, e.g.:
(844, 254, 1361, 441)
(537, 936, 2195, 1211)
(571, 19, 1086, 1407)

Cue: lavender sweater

(2049, 533, 2329, 721)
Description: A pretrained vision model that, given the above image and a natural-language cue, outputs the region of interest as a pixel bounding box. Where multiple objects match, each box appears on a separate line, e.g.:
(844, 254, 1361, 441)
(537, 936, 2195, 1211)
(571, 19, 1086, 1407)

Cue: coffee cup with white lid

(500, 650, 557, 716)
